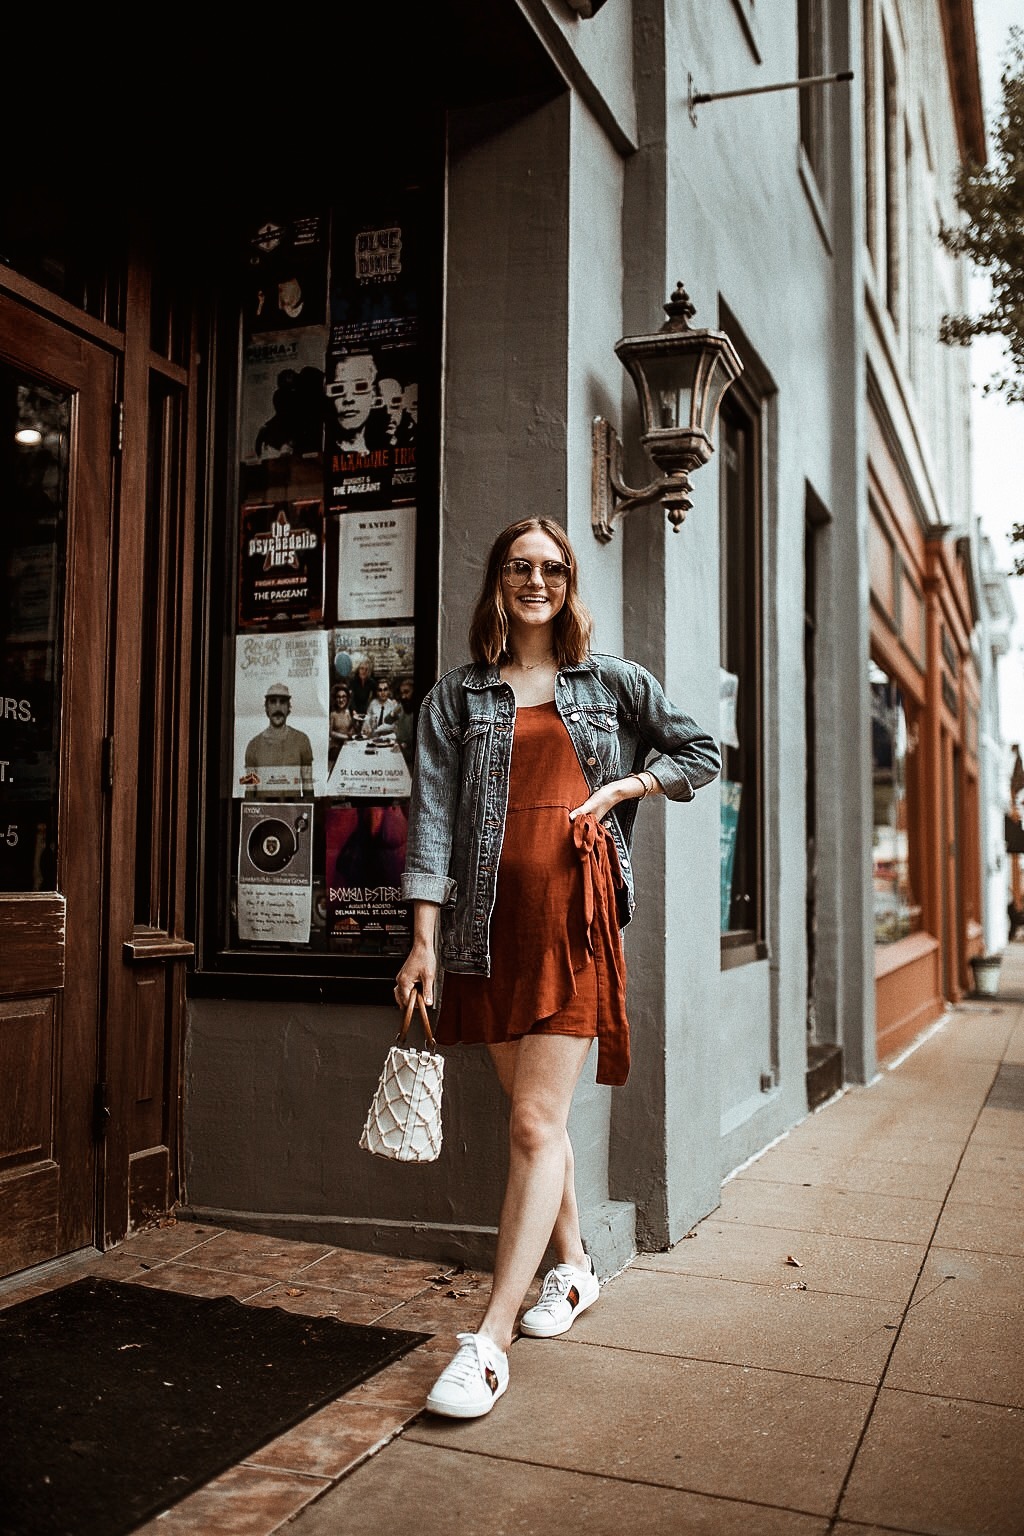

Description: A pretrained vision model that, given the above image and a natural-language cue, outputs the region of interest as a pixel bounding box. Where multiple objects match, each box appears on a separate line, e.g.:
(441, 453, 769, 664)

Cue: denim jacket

(400, 653, 721, 973)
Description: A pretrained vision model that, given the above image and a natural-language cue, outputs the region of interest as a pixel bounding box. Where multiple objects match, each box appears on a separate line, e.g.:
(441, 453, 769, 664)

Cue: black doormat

(0, 1275, 429, 1536)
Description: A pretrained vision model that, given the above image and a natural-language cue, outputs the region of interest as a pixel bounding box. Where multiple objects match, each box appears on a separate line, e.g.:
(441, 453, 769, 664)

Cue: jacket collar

(461, 657, 596, 691)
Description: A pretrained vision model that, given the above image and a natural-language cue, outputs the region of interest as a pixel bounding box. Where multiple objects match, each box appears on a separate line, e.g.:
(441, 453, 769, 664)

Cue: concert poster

(238, 499, 325, 628)
(325, 801, 411, 955)
(232, 629, 330, 800)
(237, 800, 313, 944)
(336, 506, 416, 622)
(240, 327, 329, 468)
(244, 210, 330, 336)
(324, 193, 419, 511)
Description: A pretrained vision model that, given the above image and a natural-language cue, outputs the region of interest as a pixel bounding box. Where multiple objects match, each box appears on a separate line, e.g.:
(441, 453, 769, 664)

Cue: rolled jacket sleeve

(632, 665, 721, 800)
(400, 689, 461, 907)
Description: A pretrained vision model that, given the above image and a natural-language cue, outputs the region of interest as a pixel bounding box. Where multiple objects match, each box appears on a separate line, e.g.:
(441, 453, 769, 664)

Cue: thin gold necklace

(509, 653, 555, 671)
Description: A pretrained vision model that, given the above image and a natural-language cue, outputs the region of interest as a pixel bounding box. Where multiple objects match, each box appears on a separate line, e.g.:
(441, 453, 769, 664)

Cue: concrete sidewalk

(287, 952, 1024, 1536)
(5, 953, 1021, 1535)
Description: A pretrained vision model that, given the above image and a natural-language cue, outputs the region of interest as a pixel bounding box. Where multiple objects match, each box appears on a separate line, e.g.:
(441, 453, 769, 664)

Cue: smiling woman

(393, 516, 721, 1421)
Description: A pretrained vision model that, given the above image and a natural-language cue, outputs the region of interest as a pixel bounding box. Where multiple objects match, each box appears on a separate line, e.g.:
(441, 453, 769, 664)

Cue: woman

(395, 517, 720, 1419)
(348, 657, 375, 724)
(328, 684, 354, 771)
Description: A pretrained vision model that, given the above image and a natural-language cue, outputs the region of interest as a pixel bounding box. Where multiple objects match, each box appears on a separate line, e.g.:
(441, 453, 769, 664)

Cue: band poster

(326, 802, 411, 955)
(237, 800, 313, 944)
(324, 624, 415, 797)
(336, 506, 416, 622)
(244, 210, 330, 336)
(239, 499, 325, 628)
(240, 326, 329, 467)
(325, 193, 419, 512)
(232, 630, 330, 799)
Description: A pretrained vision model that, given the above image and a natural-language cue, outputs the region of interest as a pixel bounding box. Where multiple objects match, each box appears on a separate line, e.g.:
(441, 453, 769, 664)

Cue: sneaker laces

(444, 1332, 498, 1387)
(534, 1264, 577, 1309)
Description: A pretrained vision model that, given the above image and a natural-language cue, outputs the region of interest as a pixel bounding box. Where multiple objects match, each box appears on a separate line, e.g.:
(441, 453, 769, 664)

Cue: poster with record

(237, 801, 313, 944)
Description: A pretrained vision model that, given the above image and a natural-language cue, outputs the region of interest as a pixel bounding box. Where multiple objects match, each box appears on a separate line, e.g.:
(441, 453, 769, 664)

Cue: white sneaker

(425, 1332, 509, 1418)
(519, 1256, 600, 1338)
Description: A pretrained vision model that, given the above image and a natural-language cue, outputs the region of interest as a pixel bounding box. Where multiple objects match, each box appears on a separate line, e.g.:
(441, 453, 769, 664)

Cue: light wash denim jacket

(400, 653, 721, 973)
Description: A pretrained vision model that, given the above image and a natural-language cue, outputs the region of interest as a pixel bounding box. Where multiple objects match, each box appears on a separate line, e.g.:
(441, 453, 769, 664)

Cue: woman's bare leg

(489, 1042, 587, 1271)
(477, 1034, 593, 1353)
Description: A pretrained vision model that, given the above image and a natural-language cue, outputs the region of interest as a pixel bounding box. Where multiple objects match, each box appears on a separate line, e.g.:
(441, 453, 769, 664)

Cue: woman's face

(501, 528, 568, 637)
(333, 687, 349, 708)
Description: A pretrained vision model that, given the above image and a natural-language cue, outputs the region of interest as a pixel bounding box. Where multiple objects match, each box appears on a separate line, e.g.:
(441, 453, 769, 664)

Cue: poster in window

(329, 194, 419, 354)
(324, 624, 415, 797)
(336, 506, 416, 622)
(244, 211, 330, 335)
(240, 327, 328, 467)
(239, 499, 325, 628)
(325, 193, 419, 510)
(326, 801, 411, 955)
(323, 345, 417, 512)
(237, 801, 313, 944)
(232, 630, 330, 799)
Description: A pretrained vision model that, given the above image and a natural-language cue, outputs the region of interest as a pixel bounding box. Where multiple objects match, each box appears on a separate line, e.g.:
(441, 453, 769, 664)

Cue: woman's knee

(508, 1100, 564, 1159)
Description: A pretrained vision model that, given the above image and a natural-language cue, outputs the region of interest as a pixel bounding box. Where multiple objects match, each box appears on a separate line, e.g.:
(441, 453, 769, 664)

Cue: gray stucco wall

(183, 0, 883, 1272)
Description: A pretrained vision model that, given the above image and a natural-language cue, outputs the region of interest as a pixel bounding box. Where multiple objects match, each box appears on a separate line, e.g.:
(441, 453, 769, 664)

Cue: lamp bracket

(591, 417, 693, 543)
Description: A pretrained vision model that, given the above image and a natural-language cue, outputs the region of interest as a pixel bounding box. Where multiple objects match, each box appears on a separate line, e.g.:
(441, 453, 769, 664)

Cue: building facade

(0, 0, 997, 1286)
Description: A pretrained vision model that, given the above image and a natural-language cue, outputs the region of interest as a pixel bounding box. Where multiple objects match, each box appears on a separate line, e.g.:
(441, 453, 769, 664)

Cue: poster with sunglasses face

(325, 193, 419, 511)
(322, 345, 417, 512)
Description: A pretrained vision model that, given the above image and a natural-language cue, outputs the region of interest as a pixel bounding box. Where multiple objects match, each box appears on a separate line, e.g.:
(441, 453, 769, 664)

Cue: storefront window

(870, 661, 920, 942)
(196, 164, 442, 994)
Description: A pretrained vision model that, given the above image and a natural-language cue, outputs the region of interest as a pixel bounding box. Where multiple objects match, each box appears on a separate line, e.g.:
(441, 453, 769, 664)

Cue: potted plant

(968, 952, 1003, 998)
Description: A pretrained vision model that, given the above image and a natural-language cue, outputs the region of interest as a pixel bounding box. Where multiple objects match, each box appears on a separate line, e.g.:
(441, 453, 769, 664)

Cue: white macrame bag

(359, 990, 445, 1163)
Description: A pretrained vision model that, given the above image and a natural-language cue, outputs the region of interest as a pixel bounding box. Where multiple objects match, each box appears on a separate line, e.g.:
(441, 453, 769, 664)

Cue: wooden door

(0, 297, 114, 1277)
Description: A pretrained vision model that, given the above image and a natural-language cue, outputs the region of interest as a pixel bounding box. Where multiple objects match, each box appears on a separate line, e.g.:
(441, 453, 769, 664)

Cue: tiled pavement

(4, 950, 1023, 1535)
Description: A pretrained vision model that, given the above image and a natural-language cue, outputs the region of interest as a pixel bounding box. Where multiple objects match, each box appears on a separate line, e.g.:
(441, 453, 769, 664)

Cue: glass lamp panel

(700, 350, 738, 436)
(635, 351, 700, 432)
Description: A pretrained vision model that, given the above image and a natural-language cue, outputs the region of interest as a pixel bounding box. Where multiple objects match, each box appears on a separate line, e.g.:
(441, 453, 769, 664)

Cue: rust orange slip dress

(436, 698, 632, 1086)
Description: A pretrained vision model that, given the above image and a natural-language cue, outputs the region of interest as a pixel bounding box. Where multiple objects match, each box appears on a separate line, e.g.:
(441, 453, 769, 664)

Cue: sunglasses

(325, 378, 374, 398)
(265, 694, 291, 704)
(501, 559, 571, 588)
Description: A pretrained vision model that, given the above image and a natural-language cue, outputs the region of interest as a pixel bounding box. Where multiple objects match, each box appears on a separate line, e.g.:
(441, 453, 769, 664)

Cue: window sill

(721, 931, 769, 971)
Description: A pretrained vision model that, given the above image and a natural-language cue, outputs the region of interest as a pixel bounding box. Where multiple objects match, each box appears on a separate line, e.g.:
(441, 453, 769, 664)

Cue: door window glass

(0, 369, 70, 890)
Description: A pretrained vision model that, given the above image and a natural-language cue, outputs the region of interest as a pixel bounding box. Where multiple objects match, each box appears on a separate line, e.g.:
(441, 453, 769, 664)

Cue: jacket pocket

(461, 719, 490, 784)
(581, 706, 621, 776)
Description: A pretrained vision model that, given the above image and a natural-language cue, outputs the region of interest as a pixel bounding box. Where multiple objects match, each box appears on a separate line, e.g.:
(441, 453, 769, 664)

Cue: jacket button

(570, 711, 580, 720)
(587, 757, 597, 766)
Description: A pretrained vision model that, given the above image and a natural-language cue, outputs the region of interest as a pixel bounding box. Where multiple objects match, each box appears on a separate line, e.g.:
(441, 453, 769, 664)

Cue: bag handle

(396, 988, 436, 1051)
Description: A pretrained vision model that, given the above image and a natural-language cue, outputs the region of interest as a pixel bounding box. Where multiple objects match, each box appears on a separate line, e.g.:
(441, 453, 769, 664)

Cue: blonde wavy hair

(468, 518, 593, 666)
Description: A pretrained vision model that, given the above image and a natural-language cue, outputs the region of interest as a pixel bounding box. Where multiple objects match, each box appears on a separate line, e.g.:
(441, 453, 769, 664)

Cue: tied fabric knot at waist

(571, 811, 631, 1086)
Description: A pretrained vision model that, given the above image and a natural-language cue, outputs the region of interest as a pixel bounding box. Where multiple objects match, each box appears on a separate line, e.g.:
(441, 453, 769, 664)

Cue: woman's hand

(570, 773, 656, 824)
(394, 901, 440, 1009)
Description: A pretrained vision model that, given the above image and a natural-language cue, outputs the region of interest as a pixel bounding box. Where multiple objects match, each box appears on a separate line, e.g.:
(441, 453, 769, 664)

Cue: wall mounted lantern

(592, 283, 743, 542)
